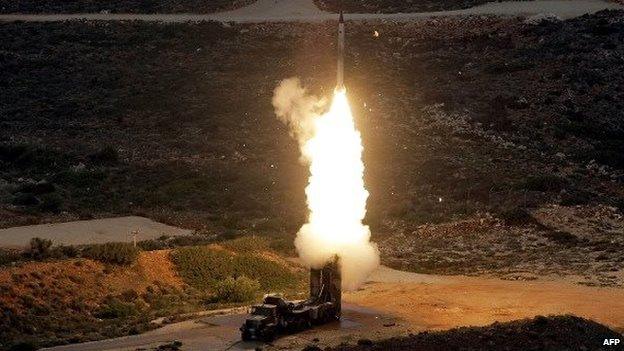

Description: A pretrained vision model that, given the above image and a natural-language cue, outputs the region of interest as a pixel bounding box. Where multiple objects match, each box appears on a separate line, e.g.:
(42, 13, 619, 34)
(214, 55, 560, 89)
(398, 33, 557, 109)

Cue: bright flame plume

(273, 79, 379, 290)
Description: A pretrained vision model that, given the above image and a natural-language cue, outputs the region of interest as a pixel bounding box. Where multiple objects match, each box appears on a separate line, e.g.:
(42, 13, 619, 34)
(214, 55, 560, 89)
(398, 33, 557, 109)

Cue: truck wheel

(263, 330, 275, 342)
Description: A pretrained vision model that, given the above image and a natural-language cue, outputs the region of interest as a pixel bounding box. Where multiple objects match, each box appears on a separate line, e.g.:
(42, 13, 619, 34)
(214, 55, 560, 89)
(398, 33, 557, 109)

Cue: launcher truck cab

(240, 259, 341, 342)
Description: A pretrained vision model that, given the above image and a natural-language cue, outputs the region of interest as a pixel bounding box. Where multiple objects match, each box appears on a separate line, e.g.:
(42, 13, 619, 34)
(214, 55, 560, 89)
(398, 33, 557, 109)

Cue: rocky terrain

(0, 0, 254, 14)
(1, 11, 623, 284)
(314, 0, 493, 13)
(381, 205, 624, 287)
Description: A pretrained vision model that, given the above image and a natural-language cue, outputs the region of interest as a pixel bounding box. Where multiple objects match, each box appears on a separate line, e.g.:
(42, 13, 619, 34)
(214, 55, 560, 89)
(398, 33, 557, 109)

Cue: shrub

(498, 207, 533, 226)
(0, 249, 22, 265)
(213, 276, 260, 303)
(28, 237, 53, 260)
(56, 245, 79, 258)
(95, 298, 139, 319)
(156, 341, 183, 351)
(234, 254, 300, 290)
(521, 175, 568, 192)
(18, 181, 55, 195)
(82, 242, 140, 265)
(12, 193, 39, 206)
(222, 236, 269, 252)
(8, 341, 38, 351)
(38, 193, 63, 213)
(172, 245, 301, 292)
(544, 230, 579, 246)
(88, 146, 119, 165)
(560, 189, 592, 206)
(171, 247, 234, 290)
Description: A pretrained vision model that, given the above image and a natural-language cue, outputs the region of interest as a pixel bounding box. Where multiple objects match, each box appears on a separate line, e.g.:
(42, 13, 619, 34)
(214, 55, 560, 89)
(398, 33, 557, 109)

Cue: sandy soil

(0, 0, 621, 22)
(0, 250, 183, 311)
(346, 267, 624, 333)
(0, 216, 191, 248)
(42, 266, 624, 351)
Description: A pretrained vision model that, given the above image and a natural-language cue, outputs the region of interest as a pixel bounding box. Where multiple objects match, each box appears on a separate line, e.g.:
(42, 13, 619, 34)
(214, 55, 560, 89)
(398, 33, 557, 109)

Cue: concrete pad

(0, 216, 192, 248)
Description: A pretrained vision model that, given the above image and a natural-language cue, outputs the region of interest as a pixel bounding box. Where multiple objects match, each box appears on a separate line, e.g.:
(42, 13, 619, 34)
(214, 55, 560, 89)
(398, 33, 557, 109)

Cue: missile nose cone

(339, 11, 344, 23)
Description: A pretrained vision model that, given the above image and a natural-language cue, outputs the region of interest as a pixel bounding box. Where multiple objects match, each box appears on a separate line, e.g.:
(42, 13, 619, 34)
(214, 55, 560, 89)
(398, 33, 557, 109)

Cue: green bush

(95, 298, 139, 319)
(222, 236, 269, 252)
(171, 247, 234, 290)
(171, 246, 300, 292)
(82, 242, 140, 265)
(0, 249, 22, 265)
(213, 276, 260, 303)
(38, 193, 63, 213)
(28, 237, 53, 260)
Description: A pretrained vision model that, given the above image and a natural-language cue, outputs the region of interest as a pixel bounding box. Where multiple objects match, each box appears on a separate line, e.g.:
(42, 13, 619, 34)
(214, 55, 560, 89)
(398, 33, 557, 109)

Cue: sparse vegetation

(0, 0, 256, 13)
(314, 0, 494, 13)
(213, 276, 260, 302)
(27, 237, 53, 260)
(95, 298, 140, 319)
(2, 13, 623, 238)
(82, 242, 140, 265)
(221, 235, 269, 252)
(0, 238, 305, 350)
(171, 243, 303, 294)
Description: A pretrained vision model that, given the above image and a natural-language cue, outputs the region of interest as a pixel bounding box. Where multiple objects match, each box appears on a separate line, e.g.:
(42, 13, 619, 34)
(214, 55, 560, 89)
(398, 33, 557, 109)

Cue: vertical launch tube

(337, 11, 345, 89)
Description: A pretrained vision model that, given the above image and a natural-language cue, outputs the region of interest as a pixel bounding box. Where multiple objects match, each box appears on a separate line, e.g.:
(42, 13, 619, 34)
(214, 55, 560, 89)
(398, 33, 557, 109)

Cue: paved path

(0, 216, 191, 248)
(0, 0, 621, 22)
(43, 303, 395, 351)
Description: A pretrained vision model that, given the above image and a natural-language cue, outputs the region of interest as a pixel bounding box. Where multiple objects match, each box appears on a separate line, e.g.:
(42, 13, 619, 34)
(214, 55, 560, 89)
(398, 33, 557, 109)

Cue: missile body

(337, 11, 345, 89)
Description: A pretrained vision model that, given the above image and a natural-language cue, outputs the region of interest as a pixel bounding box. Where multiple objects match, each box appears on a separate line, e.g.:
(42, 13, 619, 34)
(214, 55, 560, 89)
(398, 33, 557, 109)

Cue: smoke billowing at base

(273, 78, 380, 291)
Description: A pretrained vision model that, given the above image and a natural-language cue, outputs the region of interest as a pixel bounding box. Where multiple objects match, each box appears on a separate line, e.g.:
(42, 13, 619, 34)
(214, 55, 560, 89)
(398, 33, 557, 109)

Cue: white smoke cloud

(272, 77, 380, 291)
(272, 78, 326, 152)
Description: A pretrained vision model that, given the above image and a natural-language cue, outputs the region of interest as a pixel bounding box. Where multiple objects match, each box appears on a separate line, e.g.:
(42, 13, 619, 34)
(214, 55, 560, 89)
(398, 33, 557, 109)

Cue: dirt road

(0, 216, 191, 248)
(43, 304, 401, 351)
(43, 266, 624, 351)
(0, 0, 621, 22)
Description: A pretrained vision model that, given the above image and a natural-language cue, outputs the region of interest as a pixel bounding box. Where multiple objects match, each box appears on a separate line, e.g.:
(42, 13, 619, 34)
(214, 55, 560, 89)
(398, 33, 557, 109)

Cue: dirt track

(0, 0, 621, 22)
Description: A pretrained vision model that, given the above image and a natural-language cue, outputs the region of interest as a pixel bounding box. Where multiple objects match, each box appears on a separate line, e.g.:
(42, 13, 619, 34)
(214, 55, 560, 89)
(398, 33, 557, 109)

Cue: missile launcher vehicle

(240, 259, 341, 342)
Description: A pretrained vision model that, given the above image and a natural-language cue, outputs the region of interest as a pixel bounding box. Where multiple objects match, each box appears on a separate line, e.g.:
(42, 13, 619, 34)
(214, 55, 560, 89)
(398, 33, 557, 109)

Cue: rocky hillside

(0, 0, 255, 14)
(1, 11, 623, 282)
(314, 0, 493, 13)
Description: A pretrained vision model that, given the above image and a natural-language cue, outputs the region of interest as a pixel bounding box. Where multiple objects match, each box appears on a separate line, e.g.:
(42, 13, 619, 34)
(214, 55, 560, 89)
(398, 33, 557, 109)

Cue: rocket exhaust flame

(272, 12, 378, 291)
(297, 87, 379, 291)
(273, 78, 379, 290)
(273, 82, 379, 291)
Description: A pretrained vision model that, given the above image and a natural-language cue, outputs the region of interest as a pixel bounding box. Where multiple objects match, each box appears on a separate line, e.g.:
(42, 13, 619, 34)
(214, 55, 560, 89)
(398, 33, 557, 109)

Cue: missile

(337, 11, 345, 89)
